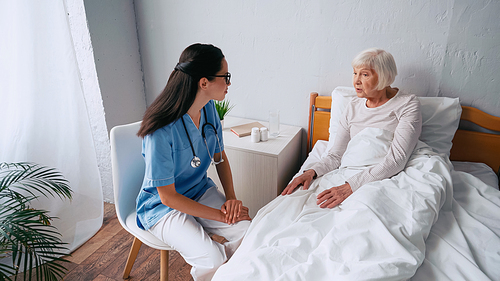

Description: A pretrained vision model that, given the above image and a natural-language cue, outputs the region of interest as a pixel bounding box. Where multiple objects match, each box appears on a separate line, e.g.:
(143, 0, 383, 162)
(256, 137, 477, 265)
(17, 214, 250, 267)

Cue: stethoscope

(181, 107, 224, 168)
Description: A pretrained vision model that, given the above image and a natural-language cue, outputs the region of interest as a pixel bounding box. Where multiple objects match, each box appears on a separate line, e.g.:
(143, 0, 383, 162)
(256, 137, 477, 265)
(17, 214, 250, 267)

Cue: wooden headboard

(307, 92, 500, 174)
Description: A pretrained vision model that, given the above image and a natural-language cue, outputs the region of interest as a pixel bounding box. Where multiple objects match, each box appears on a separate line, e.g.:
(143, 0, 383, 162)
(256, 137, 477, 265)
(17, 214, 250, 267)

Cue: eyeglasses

(210, 72, 231, 85)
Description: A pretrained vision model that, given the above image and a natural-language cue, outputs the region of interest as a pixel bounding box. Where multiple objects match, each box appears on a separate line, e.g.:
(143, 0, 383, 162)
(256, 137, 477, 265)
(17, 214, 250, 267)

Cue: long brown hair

(137, 43, 224, 137)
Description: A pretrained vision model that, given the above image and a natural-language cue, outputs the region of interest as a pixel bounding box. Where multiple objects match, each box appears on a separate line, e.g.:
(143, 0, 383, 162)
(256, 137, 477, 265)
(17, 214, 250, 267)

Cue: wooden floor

(62, 202, 193, 281)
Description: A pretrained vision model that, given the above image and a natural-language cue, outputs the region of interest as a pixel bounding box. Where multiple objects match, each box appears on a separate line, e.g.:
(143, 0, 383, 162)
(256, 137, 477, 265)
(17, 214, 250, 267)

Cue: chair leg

(160, 250, 169, 281)
(123, 237, 143, 279)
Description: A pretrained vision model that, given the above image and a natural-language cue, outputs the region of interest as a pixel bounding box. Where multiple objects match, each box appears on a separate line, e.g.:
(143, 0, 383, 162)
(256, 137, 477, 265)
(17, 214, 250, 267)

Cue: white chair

(110, 121, 174, 281)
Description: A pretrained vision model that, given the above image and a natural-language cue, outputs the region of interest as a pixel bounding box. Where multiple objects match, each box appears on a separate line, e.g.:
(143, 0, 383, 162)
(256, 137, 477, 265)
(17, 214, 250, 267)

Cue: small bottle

(251, 127, 260, 143)
(260, 127, 269, 142)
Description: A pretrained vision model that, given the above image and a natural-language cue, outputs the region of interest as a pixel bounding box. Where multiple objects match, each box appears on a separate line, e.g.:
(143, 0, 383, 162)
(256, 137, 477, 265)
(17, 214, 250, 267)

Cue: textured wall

(439, 0, 500, 114)
(84, 0, 148, 202)
(67, 0, 113, 202)
(84, 0, 146, 131)
(134, 0, 499, 131)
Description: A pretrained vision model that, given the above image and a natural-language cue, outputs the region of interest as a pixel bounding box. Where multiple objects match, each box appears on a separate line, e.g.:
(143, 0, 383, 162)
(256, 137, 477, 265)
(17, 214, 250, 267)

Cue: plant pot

(220, 120, 225, 129)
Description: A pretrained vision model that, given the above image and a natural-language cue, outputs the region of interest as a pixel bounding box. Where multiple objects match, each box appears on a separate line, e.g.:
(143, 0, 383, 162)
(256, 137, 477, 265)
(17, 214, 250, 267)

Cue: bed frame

(307, 92, 500, 175)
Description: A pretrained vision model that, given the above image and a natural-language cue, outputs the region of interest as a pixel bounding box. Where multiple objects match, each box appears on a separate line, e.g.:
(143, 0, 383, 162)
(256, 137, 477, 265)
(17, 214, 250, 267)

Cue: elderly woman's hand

(281, 169, 316, 195)
(316, 182, 353, 208)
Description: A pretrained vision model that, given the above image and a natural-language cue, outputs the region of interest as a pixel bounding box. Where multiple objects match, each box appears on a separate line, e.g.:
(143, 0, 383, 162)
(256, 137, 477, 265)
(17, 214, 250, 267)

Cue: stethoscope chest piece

(191, 156, 201, 168)
(182, 107, 224, 169)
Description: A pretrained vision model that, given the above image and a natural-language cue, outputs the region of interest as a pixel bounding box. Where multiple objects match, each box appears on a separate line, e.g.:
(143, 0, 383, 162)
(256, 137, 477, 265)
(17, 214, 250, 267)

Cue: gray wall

(83, 0, 499, 136)
(84, 0, 146, 132)
(439, 0, 500, 111)
(133, 0, 500, 132)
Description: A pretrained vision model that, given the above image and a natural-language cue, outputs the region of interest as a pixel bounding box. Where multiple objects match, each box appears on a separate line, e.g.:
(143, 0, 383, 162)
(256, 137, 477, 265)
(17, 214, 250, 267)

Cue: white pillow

(418, 97, 462, 155)
(324, 86, 461, 156)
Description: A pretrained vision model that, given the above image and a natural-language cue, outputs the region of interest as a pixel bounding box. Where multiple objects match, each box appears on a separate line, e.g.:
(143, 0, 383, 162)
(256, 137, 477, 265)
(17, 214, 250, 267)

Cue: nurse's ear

(198, 77, 209, 90)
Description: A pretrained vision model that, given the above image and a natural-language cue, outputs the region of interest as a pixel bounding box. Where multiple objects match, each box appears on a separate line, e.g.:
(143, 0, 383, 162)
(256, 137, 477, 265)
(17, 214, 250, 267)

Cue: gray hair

(352, 48, 398, 91)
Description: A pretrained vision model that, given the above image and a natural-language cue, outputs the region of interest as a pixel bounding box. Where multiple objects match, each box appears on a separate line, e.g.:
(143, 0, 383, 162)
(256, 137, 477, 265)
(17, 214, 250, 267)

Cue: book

(230, 122, 266, 137)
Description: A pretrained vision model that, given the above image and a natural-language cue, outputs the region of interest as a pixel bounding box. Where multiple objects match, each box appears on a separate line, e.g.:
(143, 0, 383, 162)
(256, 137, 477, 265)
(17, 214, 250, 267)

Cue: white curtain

(0, 1, 103, 252)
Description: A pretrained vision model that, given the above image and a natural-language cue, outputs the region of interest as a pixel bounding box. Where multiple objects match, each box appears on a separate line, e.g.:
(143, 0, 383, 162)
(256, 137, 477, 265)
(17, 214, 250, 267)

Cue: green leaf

(214, 99, 235, 120)
(0, 162, 73, 280)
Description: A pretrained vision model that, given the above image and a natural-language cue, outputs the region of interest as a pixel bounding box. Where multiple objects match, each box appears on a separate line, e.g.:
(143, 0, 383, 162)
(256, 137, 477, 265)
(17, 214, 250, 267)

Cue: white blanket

(413, 169, 500, 280)
(214, 128, 459, 280)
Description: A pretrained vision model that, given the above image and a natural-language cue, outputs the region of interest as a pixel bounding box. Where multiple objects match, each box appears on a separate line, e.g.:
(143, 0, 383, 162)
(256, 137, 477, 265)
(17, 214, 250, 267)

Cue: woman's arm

(215, 150, 250, 223)
(214, 150, 236, 200)
(309, 107, 351, 178)
(157, 183, 227, 222)
(282, 108, 351, 195)
(346, 96, 422, 191)
(156, 154, 250, 224)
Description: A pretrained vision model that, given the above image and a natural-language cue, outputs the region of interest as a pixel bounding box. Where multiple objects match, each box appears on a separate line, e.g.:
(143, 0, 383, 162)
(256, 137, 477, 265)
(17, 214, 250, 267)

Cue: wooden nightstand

(208, 116, 302, 218)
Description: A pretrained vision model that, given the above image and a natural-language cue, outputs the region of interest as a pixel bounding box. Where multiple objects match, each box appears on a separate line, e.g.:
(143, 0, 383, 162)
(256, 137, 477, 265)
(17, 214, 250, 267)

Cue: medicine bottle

(251, 127, 260, 143)
(260, 127, 269, 142)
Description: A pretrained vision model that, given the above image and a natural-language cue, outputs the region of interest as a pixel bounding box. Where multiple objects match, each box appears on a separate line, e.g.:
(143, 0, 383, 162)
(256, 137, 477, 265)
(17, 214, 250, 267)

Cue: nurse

(136, 43, 251, 281)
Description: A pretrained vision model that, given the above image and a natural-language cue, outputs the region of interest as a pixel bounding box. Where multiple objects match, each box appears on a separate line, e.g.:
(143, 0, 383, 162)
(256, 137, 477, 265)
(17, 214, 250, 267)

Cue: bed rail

(450, 106, 500, 174)
(308, 92, 331, 152)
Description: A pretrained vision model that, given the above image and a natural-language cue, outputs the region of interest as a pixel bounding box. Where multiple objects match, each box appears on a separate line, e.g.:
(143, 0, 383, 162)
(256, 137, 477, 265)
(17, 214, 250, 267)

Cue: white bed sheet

(214, 140, 500, 281)
(305, 141, 500, 280)
(308, 141, 500, 280)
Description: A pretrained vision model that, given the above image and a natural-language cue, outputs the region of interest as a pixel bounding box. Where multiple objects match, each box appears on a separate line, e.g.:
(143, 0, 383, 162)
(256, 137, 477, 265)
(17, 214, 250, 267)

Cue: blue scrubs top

(136, 100, 224, 230)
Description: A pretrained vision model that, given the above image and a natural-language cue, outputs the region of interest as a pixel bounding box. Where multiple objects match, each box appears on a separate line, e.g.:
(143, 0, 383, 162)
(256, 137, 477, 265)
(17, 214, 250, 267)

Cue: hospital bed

(213, 87, 500, 281)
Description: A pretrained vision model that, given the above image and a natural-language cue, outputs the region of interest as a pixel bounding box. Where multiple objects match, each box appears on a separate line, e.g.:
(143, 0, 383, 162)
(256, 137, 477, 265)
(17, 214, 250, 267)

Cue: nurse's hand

(233, 206, 251, 223)
(221, 199, 242, 224)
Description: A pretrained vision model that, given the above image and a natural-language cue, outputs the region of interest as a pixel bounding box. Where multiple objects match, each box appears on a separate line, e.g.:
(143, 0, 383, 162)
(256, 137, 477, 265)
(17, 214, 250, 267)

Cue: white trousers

(148, 186, 250, 281)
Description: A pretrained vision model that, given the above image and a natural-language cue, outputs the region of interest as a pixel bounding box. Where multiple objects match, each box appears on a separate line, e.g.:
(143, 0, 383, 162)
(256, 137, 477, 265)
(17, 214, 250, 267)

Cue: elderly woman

(212, 49, 452, 281)
(282, 48, 422, 207)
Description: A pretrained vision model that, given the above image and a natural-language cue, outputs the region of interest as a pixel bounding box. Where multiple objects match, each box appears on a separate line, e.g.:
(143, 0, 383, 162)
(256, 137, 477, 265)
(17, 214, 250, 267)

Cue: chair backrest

(110, 121, 144, 228)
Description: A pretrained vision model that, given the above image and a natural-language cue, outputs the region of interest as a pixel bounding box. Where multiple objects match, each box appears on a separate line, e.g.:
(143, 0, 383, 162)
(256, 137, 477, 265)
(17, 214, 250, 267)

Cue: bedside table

(207, 116, 302, 218)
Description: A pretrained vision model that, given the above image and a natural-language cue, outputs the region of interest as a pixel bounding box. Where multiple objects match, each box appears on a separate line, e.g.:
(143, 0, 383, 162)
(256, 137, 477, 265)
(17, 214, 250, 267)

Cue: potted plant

(0, 162, 73, 281)
(214, 99, 235, 129)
